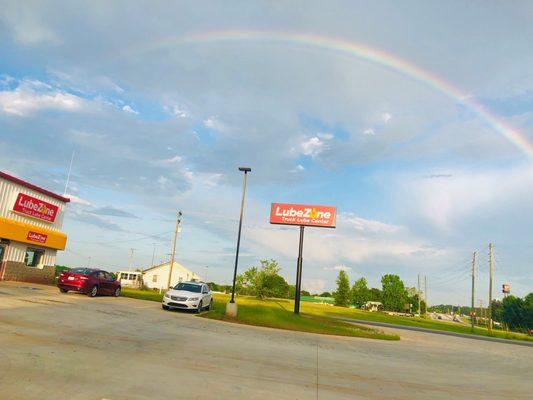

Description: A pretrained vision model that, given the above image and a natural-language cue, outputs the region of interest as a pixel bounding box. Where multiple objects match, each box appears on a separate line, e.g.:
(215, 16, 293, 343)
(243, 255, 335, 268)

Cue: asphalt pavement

(1, 282, 532, 400)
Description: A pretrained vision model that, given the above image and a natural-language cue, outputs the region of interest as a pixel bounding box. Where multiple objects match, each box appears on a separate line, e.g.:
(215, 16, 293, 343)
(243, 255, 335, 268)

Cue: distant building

(361, 301, 383, 312)
(117, 271, 143, 288)
(142, 261, 201, 289)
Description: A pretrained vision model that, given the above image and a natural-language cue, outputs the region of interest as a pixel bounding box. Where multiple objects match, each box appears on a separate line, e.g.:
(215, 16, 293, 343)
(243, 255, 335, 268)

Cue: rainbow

(127, 30, 533, 158)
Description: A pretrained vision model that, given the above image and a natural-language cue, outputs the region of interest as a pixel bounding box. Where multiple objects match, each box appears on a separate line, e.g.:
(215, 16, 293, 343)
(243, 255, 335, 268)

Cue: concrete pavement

(1, 282, 531, 400)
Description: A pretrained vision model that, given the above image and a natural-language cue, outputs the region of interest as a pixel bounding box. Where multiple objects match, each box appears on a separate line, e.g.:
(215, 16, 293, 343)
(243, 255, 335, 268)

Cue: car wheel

(162, 304, 169, 310)
(207, 299, 213, 311)
(114, 287, 121, 297)
(88, 285, 98, 297)
(196, 300, 203, 313)
(59, 288, 68, 293)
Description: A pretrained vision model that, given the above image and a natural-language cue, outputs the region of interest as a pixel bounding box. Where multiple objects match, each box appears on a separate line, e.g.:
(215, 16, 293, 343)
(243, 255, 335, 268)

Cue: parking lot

(1, 282, 532, 400)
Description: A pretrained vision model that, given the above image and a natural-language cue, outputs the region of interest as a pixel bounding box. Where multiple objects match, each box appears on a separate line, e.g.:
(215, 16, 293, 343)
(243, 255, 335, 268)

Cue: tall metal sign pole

(471, 251, 476, 332)
(167, 211, 182, 290)
(270, 203, 337, 314)
(294, 226, 305, 314)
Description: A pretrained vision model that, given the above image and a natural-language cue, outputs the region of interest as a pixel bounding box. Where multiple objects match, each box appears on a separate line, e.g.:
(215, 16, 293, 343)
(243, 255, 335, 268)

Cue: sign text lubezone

(270, 203, 336, 228)
(12, 193, 59, 223)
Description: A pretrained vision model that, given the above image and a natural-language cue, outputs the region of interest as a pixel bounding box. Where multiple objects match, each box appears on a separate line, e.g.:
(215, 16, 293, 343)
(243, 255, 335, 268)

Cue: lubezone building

(0, 171, 69, 283)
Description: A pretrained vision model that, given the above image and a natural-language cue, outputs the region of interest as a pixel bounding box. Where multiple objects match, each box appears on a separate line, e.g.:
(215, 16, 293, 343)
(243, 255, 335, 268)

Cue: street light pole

(227, 167, 251, 316)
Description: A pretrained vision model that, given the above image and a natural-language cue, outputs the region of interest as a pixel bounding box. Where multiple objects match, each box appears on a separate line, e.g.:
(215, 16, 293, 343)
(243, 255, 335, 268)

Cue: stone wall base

(1, 261, 55, 284)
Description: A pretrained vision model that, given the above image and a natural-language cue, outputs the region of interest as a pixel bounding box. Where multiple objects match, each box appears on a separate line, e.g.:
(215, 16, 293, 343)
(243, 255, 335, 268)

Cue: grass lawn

(120, 289, 532, 342)
(121, 287, 164, 302)
(204, 294, 398, 340)
(120, 288, 398, 340)
(299, 301, 533, 342)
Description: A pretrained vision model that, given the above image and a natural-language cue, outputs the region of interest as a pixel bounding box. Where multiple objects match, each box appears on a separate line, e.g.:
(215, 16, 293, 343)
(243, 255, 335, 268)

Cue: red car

(57, 268, 121, 297)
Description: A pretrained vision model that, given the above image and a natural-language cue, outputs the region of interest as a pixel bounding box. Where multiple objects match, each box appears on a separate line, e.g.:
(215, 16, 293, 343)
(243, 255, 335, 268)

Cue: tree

(351, 277, 370, 307)
(334, 270, 351, 307)
(368, 288, 382, 302)
(236, 259, 289, 299)
(319, 292, 332, 298)
(502, 296, 527, 332)
(381, 274, 408, 312)
(491, 300, 504, 322)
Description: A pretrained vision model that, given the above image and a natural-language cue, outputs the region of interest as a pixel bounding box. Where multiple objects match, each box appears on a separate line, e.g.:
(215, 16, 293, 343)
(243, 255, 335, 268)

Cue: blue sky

(0, 1, 532, 304)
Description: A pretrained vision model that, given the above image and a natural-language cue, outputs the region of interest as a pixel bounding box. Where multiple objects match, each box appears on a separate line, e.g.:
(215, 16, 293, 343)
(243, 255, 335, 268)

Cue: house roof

(0, 171, 71, 203)
(142, 261, 195, 274)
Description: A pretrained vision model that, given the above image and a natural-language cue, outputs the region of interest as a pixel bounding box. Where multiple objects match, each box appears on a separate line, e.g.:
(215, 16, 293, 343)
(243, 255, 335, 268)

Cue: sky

(0, 1, 532, 305)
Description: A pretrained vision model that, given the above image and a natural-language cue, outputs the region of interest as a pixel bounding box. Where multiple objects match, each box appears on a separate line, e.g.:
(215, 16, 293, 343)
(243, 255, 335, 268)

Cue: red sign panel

(27, 231, 48, 244)
(12, 193, 59, 223)
(270, 203, 336, 228)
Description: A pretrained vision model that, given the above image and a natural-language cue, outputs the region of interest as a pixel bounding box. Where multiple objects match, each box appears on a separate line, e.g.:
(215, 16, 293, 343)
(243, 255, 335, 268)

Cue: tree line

(334, 270, 426, 313)
(491, 294, 533, 333)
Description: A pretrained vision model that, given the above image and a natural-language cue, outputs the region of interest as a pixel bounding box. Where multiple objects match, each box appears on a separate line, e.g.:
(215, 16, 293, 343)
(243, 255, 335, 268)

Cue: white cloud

(324, 265, 352, 271)
(0, 80, 86, 116)
(203, 116, 226, 131)
(301, 136, 323, 156)
(64, 194, 91, 206)
(340, 213, 401, 234)
(0, 74, 15, 87)
(396, 164, 533, 230)
(317, 132, 334, 140)
(303, 278, 326, 293)
(171, 105, 190, 119)
(0, 4, 61, 45)
(292, 164, 305, 172)
(382, 112, 392, 123)
(363, 128, 375, 135)
(157, 176, 168, 188)
(161, 155, 182, 163)
(122, 105, 138, 114)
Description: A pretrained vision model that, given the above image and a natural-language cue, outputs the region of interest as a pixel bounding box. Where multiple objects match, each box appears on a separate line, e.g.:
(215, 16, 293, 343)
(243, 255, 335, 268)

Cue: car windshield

(173, 283, 201, 293)
(70, 268, 93, 275)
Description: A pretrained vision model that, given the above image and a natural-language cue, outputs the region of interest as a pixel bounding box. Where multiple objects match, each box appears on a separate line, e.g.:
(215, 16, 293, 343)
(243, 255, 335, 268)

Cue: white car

(162, 282, 213, 313)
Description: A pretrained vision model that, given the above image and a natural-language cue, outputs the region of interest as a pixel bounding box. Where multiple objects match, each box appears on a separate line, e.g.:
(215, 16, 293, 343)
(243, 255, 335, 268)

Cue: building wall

(0, 178, 66, 232)
(6, 241, 56, 266)
(143, 262, 201, 289)
(1, 261, 55, 284)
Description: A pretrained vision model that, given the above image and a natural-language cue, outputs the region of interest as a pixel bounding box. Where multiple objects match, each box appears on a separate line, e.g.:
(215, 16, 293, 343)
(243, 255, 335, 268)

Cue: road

(1, 282, 531, 400)
(335, 317, 533, 347)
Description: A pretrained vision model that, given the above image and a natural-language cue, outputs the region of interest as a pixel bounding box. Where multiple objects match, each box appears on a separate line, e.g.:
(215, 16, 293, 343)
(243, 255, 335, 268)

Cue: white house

(142, 261, 201, 290)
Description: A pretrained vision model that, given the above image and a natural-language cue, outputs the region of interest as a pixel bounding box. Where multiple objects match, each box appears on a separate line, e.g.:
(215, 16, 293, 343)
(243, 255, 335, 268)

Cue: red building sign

(12, 193, 59, 223)
(270, 203, 336, 228)
(27, 231, 48, 244)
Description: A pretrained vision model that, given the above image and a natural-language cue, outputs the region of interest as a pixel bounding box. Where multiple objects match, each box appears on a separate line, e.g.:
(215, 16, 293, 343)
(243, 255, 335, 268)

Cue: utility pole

(204, 265, 209, 283)
(417, 274, 421, 316)
(128, 248, 135, 271)
(151, 243, 157, 267)
(87, 256, 91, 269)
(488, 243, 494, 335)
(471, 251, 476, 331)
(166, 211, 182, 290)
(424, 275, 427, 315)
(479, 299, 484, 320)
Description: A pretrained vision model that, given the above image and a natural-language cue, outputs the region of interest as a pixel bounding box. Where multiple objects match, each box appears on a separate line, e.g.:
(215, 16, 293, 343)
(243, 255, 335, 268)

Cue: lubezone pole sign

(269, 203, 337, 314)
